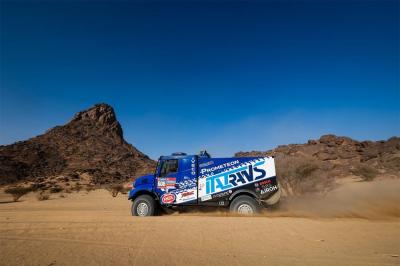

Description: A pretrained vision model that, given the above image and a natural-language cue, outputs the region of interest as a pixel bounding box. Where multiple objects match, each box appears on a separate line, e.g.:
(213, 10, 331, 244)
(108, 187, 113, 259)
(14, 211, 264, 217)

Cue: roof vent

(171, 152, 187, 156)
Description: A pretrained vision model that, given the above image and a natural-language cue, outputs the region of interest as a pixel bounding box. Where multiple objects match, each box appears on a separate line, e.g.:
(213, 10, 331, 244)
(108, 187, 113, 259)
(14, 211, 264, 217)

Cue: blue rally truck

(128, 151, 281, 216)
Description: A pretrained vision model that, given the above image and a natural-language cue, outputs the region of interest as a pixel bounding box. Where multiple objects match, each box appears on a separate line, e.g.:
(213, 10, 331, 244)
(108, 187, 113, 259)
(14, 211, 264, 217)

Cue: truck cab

(128, 151, 280, 216)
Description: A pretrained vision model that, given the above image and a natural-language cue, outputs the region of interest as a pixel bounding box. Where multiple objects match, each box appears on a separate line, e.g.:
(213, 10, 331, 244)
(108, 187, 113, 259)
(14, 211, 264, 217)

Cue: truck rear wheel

(230, 195, 260, 215)
(131, 195, 156, 216)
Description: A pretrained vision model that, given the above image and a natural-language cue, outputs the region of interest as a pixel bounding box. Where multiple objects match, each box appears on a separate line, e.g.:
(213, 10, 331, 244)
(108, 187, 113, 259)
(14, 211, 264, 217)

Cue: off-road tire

(131, 195, 156, 216)
(229, 195, 260, 215)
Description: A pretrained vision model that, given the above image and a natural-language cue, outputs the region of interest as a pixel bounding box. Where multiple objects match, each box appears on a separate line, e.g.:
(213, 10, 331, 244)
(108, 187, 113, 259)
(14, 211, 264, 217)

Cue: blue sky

(1, 0, 399, 159)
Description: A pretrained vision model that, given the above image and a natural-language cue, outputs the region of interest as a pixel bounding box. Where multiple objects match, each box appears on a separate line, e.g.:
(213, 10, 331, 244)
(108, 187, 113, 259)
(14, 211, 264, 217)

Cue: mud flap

(261, 183, 281, 206)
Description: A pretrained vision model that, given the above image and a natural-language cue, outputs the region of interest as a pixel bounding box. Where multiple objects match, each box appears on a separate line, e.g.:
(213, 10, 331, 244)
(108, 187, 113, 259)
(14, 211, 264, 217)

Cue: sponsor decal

(161, 193, 175, 204)
(205, 161, 266, 194)
(157, 177, 176, 192)
(201, 195, 212, 201)
(191, 157, 196, 176)
(260, 185, 278, 195)
(176, 188, 197, 203)
(199, 161, 214, 168)
(182, 191, 194, 197)
(212, 190, 230, 199)
(198, 158, 276, 198)
(258, 179, 272, 186)
(200, 160, 240, 175)
(257, 179, 274, 189)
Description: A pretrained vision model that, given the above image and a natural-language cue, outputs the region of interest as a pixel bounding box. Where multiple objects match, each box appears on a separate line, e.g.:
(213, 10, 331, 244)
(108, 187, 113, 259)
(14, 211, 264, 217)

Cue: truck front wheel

(131, 195, 156, 216)
(229, 195, 260, 215)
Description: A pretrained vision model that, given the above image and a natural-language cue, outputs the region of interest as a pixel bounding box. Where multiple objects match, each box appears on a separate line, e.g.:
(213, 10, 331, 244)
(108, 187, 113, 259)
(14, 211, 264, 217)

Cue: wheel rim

(237, 203, 254, 214)
(137, 202, 149, 216)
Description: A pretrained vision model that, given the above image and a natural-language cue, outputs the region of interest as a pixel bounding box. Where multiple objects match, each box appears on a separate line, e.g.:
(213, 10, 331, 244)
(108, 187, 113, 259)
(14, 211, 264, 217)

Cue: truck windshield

(160, 159, 178, 177)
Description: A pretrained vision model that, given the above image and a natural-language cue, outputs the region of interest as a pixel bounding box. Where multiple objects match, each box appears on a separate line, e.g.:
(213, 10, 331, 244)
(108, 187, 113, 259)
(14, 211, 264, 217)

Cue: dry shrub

(295, 163, 319, 178)
(73, 184, 82, 192)
(106, 184, 128, 197)
(85, 185, 96, 192)
(4, 186, 33, 202)
(352, 164, 379, 181)
(50, 187, 63, 193)
(120, 186, 130, 195)
(30, 183, 44, 191)
(276, 156, 333, 196)
(37, 192, 50, 201)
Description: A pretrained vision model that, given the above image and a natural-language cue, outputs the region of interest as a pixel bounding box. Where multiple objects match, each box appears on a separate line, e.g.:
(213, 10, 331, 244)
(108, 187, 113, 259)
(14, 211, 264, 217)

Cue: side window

(160, 159, 179, 177)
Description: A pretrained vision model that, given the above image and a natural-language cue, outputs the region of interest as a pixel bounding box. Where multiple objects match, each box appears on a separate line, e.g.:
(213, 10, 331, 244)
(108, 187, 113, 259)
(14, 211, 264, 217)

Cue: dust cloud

(174, 180, 400, 219)
(264, 179, 400, 219)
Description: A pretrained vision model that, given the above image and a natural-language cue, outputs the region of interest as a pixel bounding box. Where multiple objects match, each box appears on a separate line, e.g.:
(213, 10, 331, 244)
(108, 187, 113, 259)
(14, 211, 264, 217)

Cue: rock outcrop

(0, 103, 156, 186)
(236, 135, 400, 195)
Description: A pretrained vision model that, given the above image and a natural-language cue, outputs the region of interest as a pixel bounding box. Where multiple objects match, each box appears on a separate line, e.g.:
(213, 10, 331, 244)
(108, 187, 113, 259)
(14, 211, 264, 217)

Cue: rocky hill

(1, 104, 399, 196)
(236, 135, 400, 195)
(0, 104, 156, 188)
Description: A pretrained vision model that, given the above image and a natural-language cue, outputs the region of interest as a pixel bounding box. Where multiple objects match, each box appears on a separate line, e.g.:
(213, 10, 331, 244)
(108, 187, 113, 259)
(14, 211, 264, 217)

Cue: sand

(0, 187, 399, 266)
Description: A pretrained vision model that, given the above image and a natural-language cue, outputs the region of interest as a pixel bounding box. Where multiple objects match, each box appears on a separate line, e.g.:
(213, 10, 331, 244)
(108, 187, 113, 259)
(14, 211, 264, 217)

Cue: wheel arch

(229, 189, 258, 204)
(129, 190, 158, 202)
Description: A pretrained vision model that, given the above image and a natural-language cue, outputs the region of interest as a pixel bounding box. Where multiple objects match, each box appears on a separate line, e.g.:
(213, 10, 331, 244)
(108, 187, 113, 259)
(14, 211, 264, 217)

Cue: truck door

(155, 156, 198, 205)
(174, 155, 198, 205)
(155, 159, 180, 205)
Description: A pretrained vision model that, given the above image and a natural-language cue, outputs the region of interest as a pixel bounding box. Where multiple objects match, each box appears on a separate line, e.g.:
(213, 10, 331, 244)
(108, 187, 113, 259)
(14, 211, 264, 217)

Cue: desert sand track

(0, 187, 399, 266)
